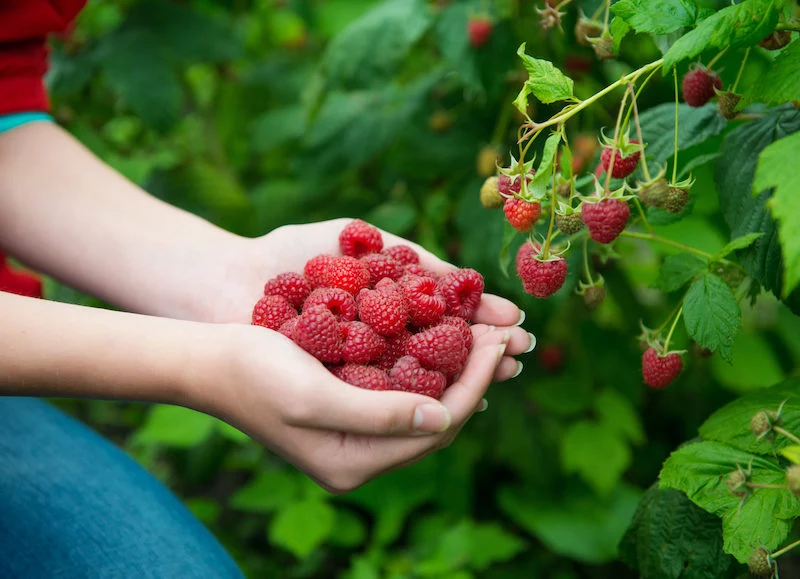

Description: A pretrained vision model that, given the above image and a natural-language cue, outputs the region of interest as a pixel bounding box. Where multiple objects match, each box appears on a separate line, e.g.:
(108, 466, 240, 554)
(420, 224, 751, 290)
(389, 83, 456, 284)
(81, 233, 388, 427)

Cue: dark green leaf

(638, 103, 727, 169)
(498, 224, 518, 279)
(655, 253, 707, 292)
(251, 106, 306, 152)
(683, 273, 741, 362)
(713, 233, 764, 261)
(595, 390, 645, 445)
(612, 0, 701, 35)
(435, 4, 482, 92)
(745, 40, 800, 107)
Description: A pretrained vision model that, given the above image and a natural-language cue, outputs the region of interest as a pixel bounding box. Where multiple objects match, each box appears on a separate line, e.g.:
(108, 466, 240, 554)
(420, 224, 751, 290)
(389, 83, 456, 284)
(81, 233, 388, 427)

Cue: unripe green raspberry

(480, 176, 504, 209)
(717, 90, 742, 120)
(637, 178, 669, 208)
(591, 37, 614, 61)
(556, 212, 584, 235)
(787, 464, 800, 498)
(664, 187, 689, 214)
(748, 547, 774, 578)
(725, 469, 748, 497)
(582, 285, 606, 310)
(750, 410, 775, 438)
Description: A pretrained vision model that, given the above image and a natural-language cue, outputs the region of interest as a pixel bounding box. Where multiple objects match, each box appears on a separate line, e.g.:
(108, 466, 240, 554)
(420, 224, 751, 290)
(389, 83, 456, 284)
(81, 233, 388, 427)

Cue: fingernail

(515, 311, 526, 326)
(513, 361, 524, 378)
(413, 404, 451, 433)
(503, 330, 512, 344)
(487, 325, 496, 332)
(524, 333, 537, 353)
(496, 343, 508, 361)
(477, 398, 489, 412)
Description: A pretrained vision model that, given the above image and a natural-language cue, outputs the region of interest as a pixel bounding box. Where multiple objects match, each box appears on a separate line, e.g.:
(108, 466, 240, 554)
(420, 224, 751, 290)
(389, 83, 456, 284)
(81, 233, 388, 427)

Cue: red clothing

(0, 0, 87, 115)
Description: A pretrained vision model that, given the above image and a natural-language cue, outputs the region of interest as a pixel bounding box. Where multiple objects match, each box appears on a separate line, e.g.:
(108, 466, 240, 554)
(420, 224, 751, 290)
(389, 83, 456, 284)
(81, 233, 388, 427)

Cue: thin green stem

(706, 47, 728, 70)
(774, 426, 800, 446)
(490, 95, 515, 146)
(731, 47, 751, 94)
(746, 483, 789, 490)
(654, 302, 682, 336)
(662, 305, 683, 352)
(619, 66, 661, 143)
(590, 0, 606, 21)
(629, 85, 650, 182)
(604, 88, 631, 194)
(772, 538, 800, 560)
(632, 197, 654, 234)
(542, 149, 560, 259)
(672, 68, 679, 184)
(620, 231, 714, 259)
(602, 0, 611, 32)
(583, 236, 594, 284)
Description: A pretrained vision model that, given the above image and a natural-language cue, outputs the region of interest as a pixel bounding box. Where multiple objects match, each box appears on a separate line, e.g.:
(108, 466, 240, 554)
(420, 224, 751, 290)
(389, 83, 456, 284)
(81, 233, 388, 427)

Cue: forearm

(0, 121, 257, 322)
(0, 290, 216, 404)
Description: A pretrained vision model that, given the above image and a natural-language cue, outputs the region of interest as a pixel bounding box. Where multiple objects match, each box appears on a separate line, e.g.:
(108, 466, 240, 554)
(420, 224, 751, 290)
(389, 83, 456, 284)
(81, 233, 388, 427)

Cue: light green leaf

(468, 523, 527, 571)
(135, 405, 215, 447)
(610, 17, 631, 54)
(711, 331, 785, 394)
(269, 500, 337, 558)
(230, 470, 300, 514)
(611, 0, 701, 35)
(781, 445, 800, 464)
(515, 43, 574, 111)
(663, 0, 783, 71)
(528, 132, 562, 200)
(655, 253, 707, 292)
(745, 40, 800, 106)
(215, 420, 251, 444)
(713, 233, 764, 261)
(328, 508, 368, 548)
(561, 421, 631, 495)
(659, 440, 800, 563)
(683, 273, 740, 363)
(754, 131, 800, 296)
(594, 390, 645, 445)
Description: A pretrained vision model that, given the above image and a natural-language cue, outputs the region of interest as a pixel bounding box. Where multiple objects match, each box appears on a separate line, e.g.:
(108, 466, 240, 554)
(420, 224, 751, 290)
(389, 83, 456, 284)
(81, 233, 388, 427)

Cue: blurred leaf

(417, 520, 526, 574)
(710, 331, 784, 393)
(527, 373, 594, 416)
(252, 106, 306, 152)
(595, 390, 645, 446)
(498, 223, 518, 278)
(135, 405, 215, 447)
(328, 508, 367, 548)
(269, 500, 336, 558)
(435, 4, 482, 91)
(230, 470, 300, 514)
(781, 445, 800, 464)
(612, 0, 703, 35)
(745, 40, 800, 107)
(654, 253, 707, 292)
(46, 45, 97, 98)
(186, 498, 222, 525)
(315, 0, 377, 38)
(216, 421, 251, 444)
(713, 233, 764, 261)
(683, 273, 740, 363)
(638, 103, 727, 168)
(561, 421, 631, 496)
(364, 201, 418, 236)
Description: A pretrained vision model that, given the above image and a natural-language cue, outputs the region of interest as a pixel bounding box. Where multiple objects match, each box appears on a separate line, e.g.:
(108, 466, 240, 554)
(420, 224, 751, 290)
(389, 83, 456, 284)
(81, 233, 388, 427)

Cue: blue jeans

(0, 397, 244, 578)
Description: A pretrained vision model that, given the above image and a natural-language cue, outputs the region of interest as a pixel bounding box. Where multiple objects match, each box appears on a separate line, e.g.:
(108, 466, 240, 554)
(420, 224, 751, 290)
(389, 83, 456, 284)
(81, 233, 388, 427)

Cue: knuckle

(322, 470, 366, 495)
(371, 405, 409, 435)
(281, 399, 315, 426)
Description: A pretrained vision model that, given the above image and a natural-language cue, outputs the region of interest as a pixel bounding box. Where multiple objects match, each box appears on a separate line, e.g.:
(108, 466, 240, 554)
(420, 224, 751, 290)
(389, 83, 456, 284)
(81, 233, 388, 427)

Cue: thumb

(283, 376, 452, 436)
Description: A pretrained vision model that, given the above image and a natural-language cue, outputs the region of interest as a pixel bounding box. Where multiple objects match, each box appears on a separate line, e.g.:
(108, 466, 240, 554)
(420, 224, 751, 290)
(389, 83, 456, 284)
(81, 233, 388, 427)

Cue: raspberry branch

(542, 141, 561, 259)
(731, 47, 751, 94)
(603, 88, 632, 194)
(672, 68, 679, 184)
(771, 537, 800, 560)
(662, 305, 683, 353)
(773, 426, 800, 447)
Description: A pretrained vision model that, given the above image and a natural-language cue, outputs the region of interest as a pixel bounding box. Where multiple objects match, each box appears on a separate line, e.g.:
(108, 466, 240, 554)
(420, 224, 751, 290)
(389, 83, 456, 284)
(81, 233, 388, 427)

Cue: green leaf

(716, 105, 800, 313)
(594, 390, 645, 446)
(230, 471, 300, 513)
(713, 233, 764, 261)
(561, 421, 631, 495)
(611, 0, 701, 35)
(754, 131, 800, 296)
(252, 106, 306, 152)
(745, 40, 800, 107)
(419, 520, 526, 574)
(619, 487, 736, 579)
(498, 484, 642, 564)
(663, 0, 783, 71)
(655, 253, 707, 292)
(269, 500, 337, 558)
(328, 508, 368, 548)
(435, 4, 482, 92)
(638, 103, 727, 168)
(659, 440, 800, 563)
(467, 523, 527, 571)
(528, 132, 562, 200)
(135, 405, 215, 447)
(215, 421, 251, 444)
(514, 43, 574, 114)
(610, 17, 631, 54)
(698, 378, 800, 456)
(683, 273, 740, 363)
(498, 224, 518, 279)
(710, 331, 785, 394)
(781, 445, 800, 464)
(364, 201, 418, 236)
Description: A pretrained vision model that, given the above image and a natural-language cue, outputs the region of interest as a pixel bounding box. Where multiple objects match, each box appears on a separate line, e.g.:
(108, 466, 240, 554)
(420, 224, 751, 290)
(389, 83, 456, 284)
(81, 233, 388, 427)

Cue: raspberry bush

(41, 0, 800, 576)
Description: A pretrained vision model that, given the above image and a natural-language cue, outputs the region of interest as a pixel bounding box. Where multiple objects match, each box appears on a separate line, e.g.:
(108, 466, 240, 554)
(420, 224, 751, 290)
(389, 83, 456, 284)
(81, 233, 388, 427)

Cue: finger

(494, 357, 523, 382)
(471, 325, 534, 356)
(470, 294, 525, 327)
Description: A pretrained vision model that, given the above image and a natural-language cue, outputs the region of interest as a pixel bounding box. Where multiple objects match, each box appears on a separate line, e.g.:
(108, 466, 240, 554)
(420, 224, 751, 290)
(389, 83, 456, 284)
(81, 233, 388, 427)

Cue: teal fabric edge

(0, 112, 53, 134)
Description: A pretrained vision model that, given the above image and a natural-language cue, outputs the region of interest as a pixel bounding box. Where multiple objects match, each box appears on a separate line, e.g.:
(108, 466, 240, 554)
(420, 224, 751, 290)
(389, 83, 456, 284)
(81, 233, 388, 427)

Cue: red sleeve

(0, 1, 87, 115)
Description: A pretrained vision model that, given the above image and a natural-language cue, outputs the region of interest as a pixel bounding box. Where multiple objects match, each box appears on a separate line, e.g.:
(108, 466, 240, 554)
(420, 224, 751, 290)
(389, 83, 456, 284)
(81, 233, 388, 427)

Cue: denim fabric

(0, 112, 52, 134)
(0, 397, 244, 578)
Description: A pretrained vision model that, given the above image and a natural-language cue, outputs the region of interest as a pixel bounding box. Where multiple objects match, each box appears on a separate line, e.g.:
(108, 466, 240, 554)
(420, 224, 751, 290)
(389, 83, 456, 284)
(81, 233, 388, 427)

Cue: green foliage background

(44, 0, 800, 577)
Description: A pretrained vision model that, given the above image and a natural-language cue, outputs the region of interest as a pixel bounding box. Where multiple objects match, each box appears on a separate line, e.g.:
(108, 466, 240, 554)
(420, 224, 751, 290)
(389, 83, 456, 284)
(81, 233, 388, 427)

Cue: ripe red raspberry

(360, 253, 403, 286)
(441, 316, 473, 350)
(326, 256, 370, 294)
(504, 198, 541, 233)
(304, 254, 335, 288)
(439, 268, 484, 320)
(303, 287, 357, 321)
(263, 272, 311, 309)
(407, 324, 469, 375)
(498, 172, 533, 196)
(333, 364, 391, 391)
(0, 266, 43, 298)
(582, 198, 630, 244)
(375, 328, 412, 370)
(278, 317, 299, 339)
(600, 140, 641, 178)
(642, 347, 683, 389)
(517, 254, 567, 298)
(252, 295, 297, 330)
(682, 68, 722, 107)
(467, 17, 493, 48)
(339, 219, 383, 257)
(382, 245, 419, 265)
(515, 241, 539, 272)
(539, 344, 564, 373)
(294, 305, 342, 363)
(340, 321, 387, 364)
(389, 356, 447, 399)
(375, 277, 398, 291)
(404, 263, 437, 278)
(356, 286, 407, 336)
(400, 275, 447, 327)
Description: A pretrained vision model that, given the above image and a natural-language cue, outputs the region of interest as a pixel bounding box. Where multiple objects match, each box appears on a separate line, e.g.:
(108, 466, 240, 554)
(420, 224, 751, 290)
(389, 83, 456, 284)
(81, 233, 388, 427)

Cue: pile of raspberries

(251, 220, 484, 400)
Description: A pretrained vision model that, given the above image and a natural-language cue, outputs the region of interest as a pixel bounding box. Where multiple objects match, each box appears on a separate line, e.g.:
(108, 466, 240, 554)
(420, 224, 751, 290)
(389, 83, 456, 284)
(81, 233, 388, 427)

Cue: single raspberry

(717, 90, 742, 120)
(326, 256, 370, 294)
(749, 410, 776, 438)
(303, 254, 336, 288)
(642, 347, 682, 389)
(263, 272, 311, 309)
(575, 17, 603, 47)
(476, 146, 501, 178)
(382, 245, 419, 266)
(375, 328, 412, 370)
(664, 187, 689, 214)
(389, 356, 447, 399)
(439, 268, 484, 320)
(467, 17, 493, 48)
(682, 68, 723, 107)
(517, 254, 567, 298)
(278, 317, 299, 339)
(400, 275, 447, 327)
(591, 36, 614, 61)
(252, 295, 297, 330)
(725, 469, 748, 497)
(339, 219, 383, 258)
(334, 364, 391, 391)
(480, 176, 503, 209)
(787, 465, 800, 498)
(515, 241, 539, 272)
(498, 172, 533, 196)
(303, 287, 357, 321)
(556, 212, 584, 235)
(404, 263, 437, 278)
(375, 277, 398, 291)
(504, 198, 542, 233)
(582, 285, 606, 310)
(636, 178, 669, 208)
(294, 305, 342, 363)
(340, 321, 386, 364)
(407, 324, 469, 375)
(356, 286, 407, 336)
(539, 344, 565, 373)
(0, 266, 43, 298)
(759, 30, 792, 50)
(360, 253, 403, 286)
(441, 316, 473, 350)
(582, 198, 630, 244)
(600, 140, 640, 179)
(748, 547, 774, 578)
